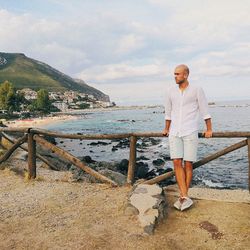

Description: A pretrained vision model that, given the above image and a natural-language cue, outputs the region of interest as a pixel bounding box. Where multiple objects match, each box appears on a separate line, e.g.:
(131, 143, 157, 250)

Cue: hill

(0, 52, 109, 102)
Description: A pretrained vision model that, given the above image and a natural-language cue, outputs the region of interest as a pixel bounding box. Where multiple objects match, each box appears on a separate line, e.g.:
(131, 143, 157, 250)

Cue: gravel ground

(0, 160, 249, 250)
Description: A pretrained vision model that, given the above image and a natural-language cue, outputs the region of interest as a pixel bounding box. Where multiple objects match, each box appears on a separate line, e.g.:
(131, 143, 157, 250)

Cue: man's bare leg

(184, 161, 193, 193)
(173, 159, 187, 198)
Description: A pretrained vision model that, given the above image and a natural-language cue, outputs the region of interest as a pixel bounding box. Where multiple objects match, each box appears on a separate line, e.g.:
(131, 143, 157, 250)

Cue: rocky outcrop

(125, 184, 167, 234)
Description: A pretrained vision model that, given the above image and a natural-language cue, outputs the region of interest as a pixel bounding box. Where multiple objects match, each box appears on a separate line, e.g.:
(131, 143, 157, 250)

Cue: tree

(0, 81, 17, 113)
(35, 89, 51, 113)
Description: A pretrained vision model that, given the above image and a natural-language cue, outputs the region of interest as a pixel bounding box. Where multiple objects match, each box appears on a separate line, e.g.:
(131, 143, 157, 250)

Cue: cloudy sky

(0, 0, 249, 105)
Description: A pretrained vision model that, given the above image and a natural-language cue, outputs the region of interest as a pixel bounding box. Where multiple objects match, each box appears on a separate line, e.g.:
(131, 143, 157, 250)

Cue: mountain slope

(0, 52, 109, 102)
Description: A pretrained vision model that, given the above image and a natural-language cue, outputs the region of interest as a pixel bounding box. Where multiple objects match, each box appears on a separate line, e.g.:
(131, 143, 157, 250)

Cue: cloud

(189, 43, 250, 78)
(90, 80, 167, 105)
(0, 1, 250, 104)
(115, 34, 146, 55)
(77, 61, 168, 82)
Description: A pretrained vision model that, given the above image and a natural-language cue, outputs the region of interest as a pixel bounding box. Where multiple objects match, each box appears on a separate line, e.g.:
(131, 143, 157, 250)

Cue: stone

(99, 169, 126, 186)
(116, 159, 129, 173)
(124, 204, 139, 215)
(152, 158, 165, 166)
(127, 184, 167, 234)
(135, 162, 149, 179)
(81, 155, 95, 163)
(89, 141, 110, 146)
(136, 156, 150, 161)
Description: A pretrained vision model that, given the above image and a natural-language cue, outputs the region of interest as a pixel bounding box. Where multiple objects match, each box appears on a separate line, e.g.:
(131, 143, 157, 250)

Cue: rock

(43, 135, 56, 145)
(127, 184, 167, 234)
(149, 138, 161, 146)
(36, 145, 72, 171)
(135, 162, 150, 179)
(99, 169, 126, 186)
(91, 161, 117, 171)
(81, 155, 95, 163)
(159, 154, 171, 161)
(136, 156, 150, 161)
(116, 159, 129, 173)
(152, 159, 165, 166)
(124, 204, 139, 216)
(111, 146, 118, 151)
(89, 141, 110, 146)
(112, 139, 130, 149)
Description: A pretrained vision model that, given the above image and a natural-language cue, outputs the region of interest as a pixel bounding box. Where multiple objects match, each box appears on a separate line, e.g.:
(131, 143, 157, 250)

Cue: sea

(44, 100, 250, 190)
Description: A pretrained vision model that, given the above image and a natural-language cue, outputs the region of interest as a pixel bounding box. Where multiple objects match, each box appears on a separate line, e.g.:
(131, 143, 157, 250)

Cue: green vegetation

(0, 81, 25, 113)
(76, 103, 90, 109)
(28, 89, 56, 114)
(0, 81, 58, 116)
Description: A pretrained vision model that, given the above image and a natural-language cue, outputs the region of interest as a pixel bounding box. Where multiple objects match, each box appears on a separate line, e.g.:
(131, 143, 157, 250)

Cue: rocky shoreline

(39, 135, 175, 186)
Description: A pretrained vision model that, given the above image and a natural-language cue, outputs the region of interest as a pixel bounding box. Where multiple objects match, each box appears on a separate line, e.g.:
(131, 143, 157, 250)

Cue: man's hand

(203, 130, 213, 138)
(162, 128, 169, 136)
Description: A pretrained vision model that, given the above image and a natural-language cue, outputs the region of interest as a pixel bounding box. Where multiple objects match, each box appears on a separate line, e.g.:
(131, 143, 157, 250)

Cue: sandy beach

(2, 106, 154, 129)
(0, 156, 249, 250)
(3, 114, 79, 128)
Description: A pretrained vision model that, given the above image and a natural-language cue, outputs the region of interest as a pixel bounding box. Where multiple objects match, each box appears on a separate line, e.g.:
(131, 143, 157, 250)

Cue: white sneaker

(173, 198, 182, 210)
(180, 197, 193, 211)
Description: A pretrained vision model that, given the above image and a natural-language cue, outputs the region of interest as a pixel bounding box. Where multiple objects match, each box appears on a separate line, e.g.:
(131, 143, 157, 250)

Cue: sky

(0, 0, 249, 105)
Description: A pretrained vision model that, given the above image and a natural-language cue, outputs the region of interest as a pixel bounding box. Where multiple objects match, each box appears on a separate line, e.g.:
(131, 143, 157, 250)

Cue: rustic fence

(0, 127, 250, 191)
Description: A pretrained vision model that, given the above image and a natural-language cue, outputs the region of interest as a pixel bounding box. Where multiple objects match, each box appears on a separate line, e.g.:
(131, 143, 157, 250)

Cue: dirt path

(0, 167, 249, 250)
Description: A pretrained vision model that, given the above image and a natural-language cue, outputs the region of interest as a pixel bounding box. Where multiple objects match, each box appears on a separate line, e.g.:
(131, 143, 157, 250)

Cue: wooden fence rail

(0, 128, 249, 191)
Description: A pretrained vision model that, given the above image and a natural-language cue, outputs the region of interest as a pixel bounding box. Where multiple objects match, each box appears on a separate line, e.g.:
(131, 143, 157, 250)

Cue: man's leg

(184, 161, 193, 191)
(173, 158, 188, 198)
(183, 132, 198, 193)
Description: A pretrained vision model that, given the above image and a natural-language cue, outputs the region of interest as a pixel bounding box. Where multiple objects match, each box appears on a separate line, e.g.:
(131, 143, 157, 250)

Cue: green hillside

(0, 52, 109, 102)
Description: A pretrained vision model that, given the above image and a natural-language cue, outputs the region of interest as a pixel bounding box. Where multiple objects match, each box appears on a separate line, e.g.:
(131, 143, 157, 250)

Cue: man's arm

(163, 88, 171, 136)
(204, 118, 212, 138)
(163, 120, 171, 136)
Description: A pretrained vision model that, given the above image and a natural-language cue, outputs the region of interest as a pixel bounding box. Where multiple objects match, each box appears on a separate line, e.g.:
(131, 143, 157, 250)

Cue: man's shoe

(173, 198, 182, 210)
(180, 197, 193, 211)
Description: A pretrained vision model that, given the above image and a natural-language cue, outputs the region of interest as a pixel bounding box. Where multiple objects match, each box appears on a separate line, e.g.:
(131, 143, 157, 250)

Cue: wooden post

(0, 134, 27, 164)
(127, 136, 137, 184)
(248, 138, 250, 193)
(1, 132, 59, 171)
(28, 131, 36, 179)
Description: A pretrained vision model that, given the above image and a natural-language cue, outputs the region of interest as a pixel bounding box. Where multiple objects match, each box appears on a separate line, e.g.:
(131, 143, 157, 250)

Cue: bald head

(174, 64, 190, 85)
(175, 64, 189, 76)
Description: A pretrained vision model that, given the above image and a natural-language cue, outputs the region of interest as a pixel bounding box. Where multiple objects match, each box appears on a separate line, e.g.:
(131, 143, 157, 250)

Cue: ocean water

(45, 100, 250, 189)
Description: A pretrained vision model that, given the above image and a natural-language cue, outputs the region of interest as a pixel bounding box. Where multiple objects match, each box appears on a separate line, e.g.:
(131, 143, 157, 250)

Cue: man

(163, 64, 212, 211)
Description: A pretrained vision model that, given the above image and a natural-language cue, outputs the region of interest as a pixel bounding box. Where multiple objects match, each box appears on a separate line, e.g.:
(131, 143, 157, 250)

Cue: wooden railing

(0, 127, 250, 191)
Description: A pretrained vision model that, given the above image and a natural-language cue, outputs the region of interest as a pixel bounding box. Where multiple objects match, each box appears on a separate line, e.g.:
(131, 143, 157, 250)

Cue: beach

(2, 106, 153, 128)
(3, 114, 79, 128)
(0, 161, 249, 250)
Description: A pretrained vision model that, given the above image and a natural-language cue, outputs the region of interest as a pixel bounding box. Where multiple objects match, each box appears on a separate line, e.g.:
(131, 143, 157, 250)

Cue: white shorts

(169, 132, 198, 162)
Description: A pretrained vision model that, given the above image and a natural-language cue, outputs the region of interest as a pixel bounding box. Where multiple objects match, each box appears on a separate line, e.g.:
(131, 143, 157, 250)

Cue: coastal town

(0, 80, 115, 120)
(17, 88, 115, 112)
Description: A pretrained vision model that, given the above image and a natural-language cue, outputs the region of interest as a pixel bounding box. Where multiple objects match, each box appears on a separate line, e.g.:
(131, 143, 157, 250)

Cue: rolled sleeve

(197, 87, 211, 120)
(164, 89, 172, 120)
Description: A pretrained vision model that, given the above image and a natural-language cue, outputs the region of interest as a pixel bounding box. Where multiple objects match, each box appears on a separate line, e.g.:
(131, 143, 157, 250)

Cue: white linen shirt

(165, 84, 211, 137)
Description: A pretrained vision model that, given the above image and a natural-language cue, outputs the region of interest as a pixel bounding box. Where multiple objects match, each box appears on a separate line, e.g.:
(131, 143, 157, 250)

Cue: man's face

(174, 67, 187, 85)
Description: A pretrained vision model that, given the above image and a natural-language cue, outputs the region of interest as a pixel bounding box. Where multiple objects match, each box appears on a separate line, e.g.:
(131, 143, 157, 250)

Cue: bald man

(163, 64, 212, 211)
